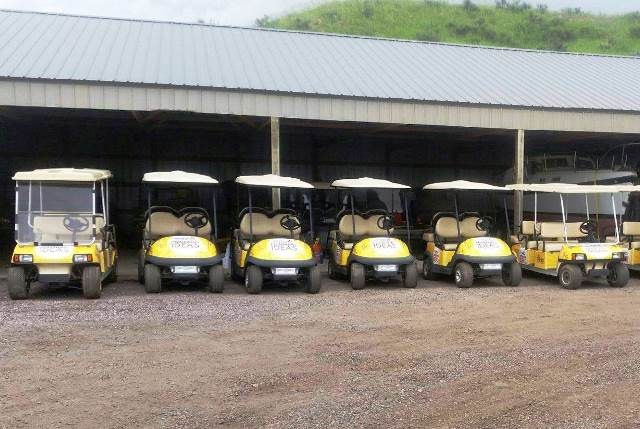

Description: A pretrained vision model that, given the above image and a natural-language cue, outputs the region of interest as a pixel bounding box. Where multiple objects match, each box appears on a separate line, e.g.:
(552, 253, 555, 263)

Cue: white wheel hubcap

(455, 269, 462, 283)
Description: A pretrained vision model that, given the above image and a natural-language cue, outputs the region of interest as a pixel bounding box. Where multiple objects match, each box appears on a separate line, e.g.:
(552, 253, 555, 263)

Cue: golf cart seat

(236, 209, 301, 249)
(33, 215, 105, 244)
(612, 222, 640, 249)
(432, 214, 460, 250)
(512, 220, 540, 249)
(337, 210, 393, 248)
(538, 222, 585, 252)
(145, 209, 212, 239)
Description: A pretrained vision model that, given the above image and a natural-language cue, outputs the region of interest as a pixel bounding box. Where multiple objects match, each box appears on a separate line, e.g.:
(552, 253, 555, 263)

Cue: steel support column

(271, 117, 281, 209)
(514, 129, 525, 230)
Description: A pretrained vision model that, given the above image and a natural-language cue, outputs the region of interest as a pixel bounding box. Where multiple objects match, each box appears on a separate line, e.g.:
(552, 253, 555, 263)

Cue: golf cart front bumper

(452, 255, 516, 275)
(146, 255, 222, 267)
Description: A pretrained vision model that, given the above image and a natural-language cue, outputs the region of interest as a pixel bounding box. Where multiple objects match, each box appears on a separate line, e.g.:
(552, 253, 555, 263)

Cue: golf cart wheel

(82, 266, 102, 299)
(137, 249, 146, 283)
(403, 262, 418, 288)
(208, 264, 224, 293)
(8, 267, 29, 300)
(245, 265, 263, 295)
(558, 264, 582, 290)
(608, 262, 629, 288)
(350, 263, 366, 290)
(422, 255, 435, 280)
(454, 262, 474, 288)
(305, 266, 322, 294)
(144, 264, 162, 294)
(502, 263, 522, 287)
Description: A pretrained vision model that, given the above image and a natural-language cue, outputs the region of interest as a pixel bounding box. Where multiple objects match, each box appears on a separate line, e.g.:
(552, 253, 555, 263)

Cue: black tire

(350, 263, 366, 290)
(245, 265, 263, 295)
(138, 249, 146, 283)
(608, 262, 629, 288)
(454, 262, 474, 288)
(208, 264, 224, 293)
(558, 264, 583, 290)
(144, 264, 162, 294)
(502, 263, 522, 287)
(305, 266, 322, 294)
(82, 266, 102, 299)
(8, 267, 28, 300)
(403, 262, 418, 288)
(422, 255, 435, 280)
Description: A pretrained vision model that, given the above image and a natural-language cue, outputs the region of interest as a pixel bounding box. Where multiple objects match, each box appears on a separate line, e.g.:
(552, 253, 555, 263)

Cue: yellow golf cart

(9, 168, 117, 299)
(421, 181, 521, 288)
(139, 171, 224, 294)
(327, 177, 417, 290)
(230, 174, 321, 294)
(508, 183, 629, 289)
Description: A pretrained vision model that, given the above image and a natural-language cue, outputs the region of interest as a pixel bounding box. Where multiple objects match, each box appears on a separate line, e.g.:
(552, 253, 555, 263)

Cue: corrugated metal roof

(1, 9, 639, 112)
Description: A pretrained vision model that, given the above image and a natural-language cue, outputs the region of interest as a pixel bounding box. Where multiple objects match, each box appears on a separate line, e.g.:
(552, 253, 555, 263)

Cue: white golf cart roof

(423, 180, 507, 191)
(235, 174, 314, 189)
(331, 177, 410, 189)
(12, 168, 112, 182)
(507, 183, 636, 193)
(142, 171, 219, 184)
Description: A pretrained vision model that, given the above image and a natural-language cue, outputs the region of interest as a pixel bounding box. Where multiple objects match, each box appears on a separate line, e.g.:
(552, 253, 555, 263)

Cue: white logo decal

(269, 239, 299, 255)
(168, 236, 202, 253)
(432, 247, 441, 264)
(473, 238, 501, 250)
(370, 238, 398, 250)
(35, 245, 74, 259)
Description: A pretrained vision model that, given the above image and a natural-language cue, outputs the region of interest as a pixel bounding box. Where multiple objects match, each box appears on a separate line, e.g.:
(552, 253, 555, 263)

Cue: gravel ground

(2, 256, 640, 428)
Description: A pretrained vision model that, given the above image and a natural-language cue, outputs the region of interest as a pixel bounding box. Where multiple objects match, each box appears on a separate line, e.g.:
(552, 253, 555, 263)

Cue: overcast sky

(0, 0, 637, 26)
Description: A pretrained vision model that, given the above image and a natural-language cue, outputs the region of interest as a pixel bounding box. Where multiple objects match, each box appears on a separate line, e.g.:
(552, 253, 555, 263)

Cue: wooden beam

(514, 129, 525, 230)
(271, 117, 281, 209)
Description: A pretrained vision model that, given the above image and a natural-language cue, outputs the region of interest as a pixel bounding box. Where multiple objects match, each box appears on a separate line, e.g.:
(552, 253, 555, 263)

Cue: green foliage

(257, 0, 640, 55)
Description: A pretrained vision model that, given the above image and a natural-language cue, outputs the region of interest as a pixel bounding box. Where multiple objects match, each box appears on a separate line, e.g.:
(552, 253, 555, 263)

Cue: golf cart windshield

(15, 181, 101, 245)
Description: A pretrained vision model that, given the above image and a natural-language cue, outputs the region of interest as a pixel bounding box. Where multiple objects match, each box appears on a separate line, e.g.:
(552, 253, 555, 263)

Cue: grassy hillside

(257, 0, 640, 55)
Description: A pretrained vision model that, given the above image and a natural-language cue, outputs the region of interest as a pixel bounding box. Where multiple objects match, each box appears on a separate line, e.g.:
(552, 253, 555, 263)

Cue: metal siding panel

(2, 11, 640, 112)
(44, 83, 60, 107)
(0, 81, 15, 104)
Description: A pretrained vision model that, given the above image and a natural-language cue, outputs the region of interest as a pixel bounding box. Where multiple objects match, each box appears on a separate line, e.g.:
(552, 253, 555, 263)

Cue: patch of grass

(258, 0, 640, 55)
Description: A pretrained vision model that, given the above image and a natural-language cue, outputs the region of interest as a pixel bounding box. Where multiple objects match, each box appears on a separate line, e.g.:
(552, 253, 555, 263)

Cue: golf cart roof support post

(248, 187, 254, 243)
(212, 188, 218, 241)
(350, 191, 356, 238)
(453, 192, 461, 244)
(534, 192, 538, 239)
(92, 182, 97, 242)
(585, 193, 590, 220)
(559, 194, 568, 243)
(308, 190, 314, 243)
(147, 187, 151, 238)
(404, 191, 411, 245)
(611, 193, 620, 243)
(503, 196, 512, 239)
(514, 129, 525, 231)
(106, 179, 110, 226)
(39, 181, 42, 216)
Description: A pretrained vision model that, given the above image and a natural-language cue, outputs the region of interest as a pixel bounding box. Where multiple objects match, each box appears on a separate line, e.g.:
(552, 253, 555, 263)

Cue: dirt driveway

(2, 260, 640, 428)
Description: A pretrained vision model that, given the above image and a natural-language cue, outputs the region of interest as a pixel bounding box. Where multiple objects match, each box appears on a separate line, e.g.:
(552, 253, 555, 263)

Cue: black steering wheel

(377, 215, 394, 232)
(580, 220, 597, 240)
(184, 213, 209, 230)
(63, 215, 90, 233)
(280, 215, 301, 232)
(476, 216, 494, 232)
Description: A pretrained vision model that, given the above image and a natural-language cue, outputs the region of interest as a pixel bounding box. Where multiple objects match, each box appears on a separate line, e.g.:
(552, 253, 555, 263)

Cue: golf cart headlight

(73, 254, 93, 263)
(612, 252, 626, 261)
(572, 253, 586, 261)
(13, 254, 33, 263)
